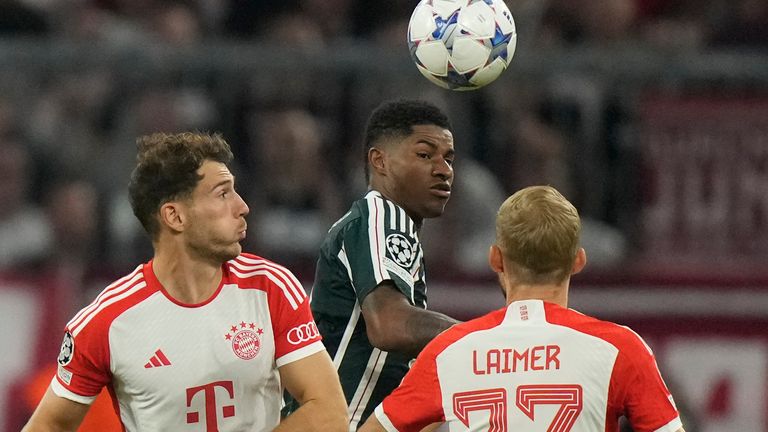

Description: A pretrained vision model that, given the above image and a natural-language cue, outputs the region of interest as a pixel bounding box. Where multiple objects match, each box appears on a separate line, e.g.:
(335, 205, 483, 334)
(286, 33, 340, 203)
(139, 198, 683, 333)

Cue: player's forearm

(359, 415, 387, 432)
(274, 397, 348, 432)
(374, 308, 458, 357)
(405, 308, 458, 353)
(22, 425, 58, 432)
(22, 389, 89, 432)
(22, 417, 78, 432)
(362, 282, 460, 356)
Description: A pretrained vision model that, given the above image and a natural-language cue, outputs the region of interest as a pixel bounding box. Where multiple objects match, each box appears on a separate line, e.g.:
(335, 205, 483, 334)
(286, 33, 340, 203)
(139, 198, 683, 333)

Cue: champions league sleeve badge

(385, 233, 417, 268)
(57, 331, 74, 366)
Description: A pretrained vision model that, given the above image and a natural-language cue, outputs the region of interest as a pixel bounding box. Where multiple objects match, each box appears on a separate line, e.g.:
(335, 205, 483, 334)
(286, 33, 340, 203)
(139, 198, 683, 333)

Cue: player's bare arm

(359, 414, 442, 432)
(22, 387, 90, 432)
(275, 350, 348, 431)
(362, 281, 459, 358)
(359, 415, 386, 432)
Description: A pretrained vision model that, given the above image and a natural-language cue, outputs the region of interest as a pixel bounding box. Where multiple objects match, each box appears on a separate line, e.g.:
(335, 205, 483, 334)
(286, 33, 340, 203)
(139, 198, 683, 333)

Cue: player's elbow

(366, 321, 406, 352)
(311, 400, 349, 431)
(320, 412, 350, 431)
(365, 321, 387, 349)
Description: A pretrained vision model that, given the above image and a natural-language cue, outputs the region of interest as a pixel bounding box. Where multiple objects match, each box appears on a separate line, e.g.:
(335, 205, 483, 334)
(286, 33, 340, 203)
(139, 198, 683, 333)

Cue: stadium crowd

(3, 0, 765, 275)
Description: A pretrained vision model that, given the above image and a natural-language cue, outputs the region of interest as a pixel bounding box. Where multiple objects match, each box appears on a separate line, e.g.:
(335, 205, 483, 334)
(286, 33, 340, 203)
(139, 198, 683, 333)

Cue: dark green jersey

(311, 190, 427, 429)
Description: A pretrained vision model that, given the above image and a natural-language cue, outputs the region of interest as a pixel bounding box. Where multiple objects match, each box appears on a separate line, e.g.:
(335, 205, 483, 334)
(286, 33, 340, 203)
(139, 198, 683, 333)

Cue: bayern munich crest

(224, 322, 263, 360)
(386, 233, 416, 268)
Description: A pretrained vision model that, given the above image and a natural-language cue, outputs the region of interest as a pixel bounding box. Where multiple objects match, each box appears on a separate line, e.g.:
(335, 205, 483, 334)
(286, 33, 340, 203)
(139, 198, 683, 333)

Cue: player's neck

(504, 283, 569, 308)
(152, 247, 223, 304)
(368, 185, 423, 228)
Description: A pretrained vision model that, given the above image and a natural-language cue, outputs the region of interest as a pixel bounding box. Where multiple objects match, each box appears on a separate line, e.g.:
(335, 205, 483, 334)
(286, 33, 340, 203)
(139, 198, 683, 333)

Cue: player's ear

(489, 244, 504, 274)
(369, 147, 386, 176)
(160, 201, 185, 233)
(571, 248, 587, 275)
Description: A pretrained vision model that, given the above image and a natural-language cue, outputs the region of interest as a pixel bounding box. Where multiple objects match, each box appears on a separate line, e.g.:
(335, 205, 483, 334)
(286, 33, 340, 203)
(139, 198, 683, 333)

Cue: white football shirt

(375, 300, 682, 432)
(52, 253, 324, 431)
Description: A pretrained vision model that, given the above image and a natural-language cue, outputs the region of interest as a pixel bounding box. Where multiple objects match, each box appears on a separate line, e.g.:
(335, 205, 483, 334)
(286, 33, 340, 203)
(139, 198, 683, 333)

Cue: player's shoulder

(226, 253, 308, 309)
(226, 253, 300, 285)
(361, 190, 420, 236)
(347, 191, 387, 225)
(329, 191, 416, 237)
(329, 201, 365, 235)
(545, 303, 652, 355)
(65, 263, 156, 337)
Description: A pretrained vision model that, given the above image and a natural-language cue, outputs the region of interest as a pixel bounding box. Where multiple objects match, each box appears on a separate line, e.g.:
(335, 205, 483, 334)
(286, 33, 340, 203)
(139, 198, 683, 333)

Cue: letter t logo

(186, 380, 236, 431)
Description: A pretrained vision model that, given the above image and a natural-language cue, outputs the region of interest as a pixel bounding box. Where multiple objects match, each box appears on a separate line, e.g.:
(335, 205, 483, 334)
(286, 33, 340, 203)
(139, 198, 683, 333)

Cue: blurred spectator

(244, 107, 344, 271)
(26, 70, 114, 179)
(39, 176, 103, 291)
(637, 0, 712, 49)
(709, 0, 768, 49)
(489, 85, 628, 268)
(0, 139, 52, 271)
(348, 0, 413, 39)
(225, 0, 352, 43)
(0, 97, 17, 138)
(262, 10, 326, 47)
(223, 0, 293, 38)
(540, 0, 638, 46)
(48, 0, 206, 45)
(303, 0, 353, 41)
(0, 0, 49, 35)
(102, 85, 219, 270)
(147, 0, 205, 44)
(54, 2, 147, 45)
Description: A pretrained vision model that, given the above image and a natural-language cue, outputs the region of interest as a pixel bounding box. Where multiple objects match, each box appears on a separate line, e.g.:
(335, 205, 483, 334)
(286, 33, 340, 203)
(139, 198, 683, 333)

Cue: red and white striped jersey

(375, 300, 682, 432)
(51, 253, 324, 431)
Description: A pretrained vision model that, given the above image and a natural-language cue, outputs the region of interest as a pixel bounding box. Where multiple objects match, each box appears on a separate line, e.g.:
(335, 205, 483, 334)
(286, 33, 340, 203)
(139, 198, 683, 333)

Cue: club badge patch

(58, 331, 74, 366)
(224, 322, 263, 360)
(386, 233, 416, 268)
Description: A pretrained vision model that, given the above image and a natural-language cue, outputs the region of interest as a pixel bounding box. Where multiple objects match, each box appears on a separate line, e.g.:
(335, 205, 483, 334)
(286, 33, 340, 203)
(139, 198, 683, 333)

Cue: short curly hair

(128, 132, 233, 239)
(362, 99, 452, 180)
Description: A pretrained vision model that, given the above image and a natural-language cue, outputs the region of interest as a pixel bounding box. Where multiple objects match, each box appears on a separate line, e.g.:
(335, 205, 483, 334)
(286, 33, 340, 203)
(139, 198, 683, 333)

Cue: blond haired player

(361, 185, 684, 432)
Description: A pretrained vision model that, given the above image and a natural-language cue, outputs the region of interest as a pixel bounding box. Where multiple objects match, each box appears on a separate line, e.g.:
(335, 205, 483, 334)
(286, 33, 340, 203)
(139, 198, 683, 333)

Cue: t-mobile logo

(186, 380, 236, 430)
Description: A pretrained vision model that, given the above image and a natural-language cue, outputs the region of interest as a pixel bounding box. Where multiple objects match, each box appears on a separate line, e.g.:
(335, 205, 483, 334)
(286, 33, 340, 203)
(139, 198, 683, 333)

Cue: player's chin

(232, 242, 243, 256)
(221, 243, 242, 261)
(422, 202, 448, 219)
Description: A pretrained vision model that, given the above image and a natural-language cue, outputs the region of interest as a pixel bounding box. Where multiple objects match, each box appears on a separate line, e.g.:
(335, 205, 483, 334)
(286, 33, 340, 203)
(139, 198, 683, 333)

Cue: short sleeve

(267, 264, 325, 367)
(615, 333, 682, 432)
(343, 196, 422, 305)
(51, 325, 110, 404)
(376, 338, 445, 431)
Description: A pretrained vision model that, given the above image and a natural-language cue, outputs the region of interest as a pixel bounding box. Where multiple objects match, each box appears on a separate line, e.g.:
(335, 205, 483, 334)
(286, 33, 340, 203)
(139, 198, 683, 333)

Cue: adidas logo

(144, 349, 172, 368)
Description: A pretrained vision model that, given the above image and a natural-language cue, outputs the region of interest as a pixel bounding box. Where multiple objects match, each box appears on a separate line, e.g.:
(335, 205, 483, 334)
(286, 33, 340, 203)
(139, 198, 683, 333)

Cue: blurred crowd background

(0, 0, 767, 431)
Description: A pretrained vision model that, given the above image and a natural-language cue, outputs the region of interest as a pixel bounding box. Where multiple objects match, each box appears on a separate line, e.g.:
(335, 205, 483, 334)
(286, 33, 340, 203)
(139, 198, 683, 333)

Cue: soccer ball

(407, 0, 517, 91)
